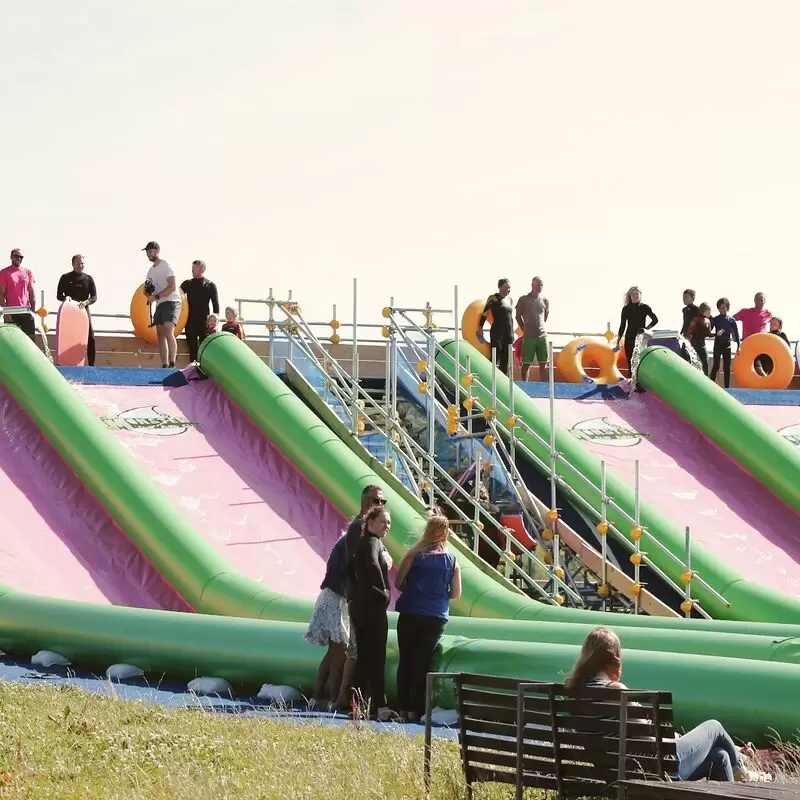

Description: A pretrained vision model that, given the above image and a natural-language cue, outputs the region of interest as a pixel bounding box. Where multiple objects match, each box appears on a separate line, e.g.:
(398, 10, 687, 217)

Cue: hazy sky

(4, 1, 800, 338)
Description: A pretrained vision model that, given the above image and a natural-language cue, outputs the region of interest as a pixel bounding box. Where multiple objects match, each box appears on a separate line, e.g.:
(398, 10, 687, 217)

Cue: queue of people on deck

(0, 241, 243, 369)
(478, 278, 791, 390)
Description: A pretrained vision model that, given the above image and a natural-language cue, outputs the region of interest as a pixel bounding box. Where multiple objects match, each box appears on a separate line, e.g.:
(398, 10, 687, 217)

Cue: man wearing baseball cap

(142, 241, 181, 368)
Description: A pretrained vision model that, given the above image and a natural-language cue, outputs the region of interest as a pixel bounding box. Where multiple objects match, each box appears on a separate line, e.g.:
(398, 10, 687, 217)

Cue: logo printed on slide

(101, 406, 196, 436)
(571, 417, 648, 447)
(778, 424, 800, 448)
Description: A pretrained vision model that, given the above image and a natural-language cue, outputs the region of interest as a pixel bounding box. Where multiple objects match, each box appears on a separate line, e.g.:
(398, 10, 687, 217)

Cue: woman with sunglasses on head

(350, 504, 398, 721)
(394, 515, 461, 723)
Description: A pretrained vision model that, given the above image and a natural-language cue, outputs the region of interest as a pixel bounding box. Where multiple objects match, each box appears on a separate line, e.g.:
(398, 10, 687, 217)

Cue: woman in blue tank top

(394, 515, 462, 722)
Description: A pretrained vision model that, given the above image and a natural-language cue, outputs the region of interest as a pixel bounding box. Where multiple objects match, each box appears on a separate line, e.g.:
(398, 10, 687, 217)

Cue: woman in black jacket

(351, 504, 398, 721)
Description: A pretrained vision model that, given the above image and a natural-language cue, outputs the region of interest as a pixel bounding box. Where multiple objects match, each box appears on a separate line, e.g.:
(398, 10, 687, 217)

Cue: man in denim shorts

(143, 241, 181, 368)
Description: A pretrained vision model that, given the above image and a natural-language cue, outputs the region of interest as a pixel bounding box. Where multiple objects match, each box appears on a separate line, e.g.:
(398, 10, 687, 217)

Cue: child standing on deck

(680, 289, 699, 337)
(769, 316, 791, 347)
(710, 298, 739, 388)
(754, 317, 793, 377)
(221, 307, 245, 340)
(686, 303, 713, 376)
(680, 289, 700, 363)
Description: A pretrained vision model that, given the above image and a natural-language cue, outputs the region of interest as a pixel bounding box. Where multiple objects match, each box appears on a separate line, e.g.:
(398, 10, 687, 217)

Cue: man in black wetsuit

(180, 260, 219, 362)
(478, 278, 514, 377)
(56, 254, 98, 366)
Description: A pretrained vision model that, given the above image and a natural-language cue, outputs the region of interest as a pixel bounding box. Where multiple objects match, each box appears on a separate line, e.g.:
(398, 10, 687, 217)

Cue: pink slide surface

(0, 388, 187, 610)
(74, 379, 348, 601)
(531, 394, 800, 598)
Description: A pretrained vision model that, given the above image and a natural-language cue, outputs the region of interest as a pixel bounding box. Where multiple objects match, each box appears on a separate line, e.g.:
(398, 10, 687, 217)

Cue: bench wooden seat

(619, 778, 800, 799)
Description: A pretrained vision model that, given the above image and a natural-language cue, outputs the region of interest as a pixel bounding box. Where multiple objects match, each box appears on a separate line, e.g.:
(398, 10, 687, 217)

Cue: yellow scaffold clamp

(446, 405, 459, 435)
(329, 317, 341, 345)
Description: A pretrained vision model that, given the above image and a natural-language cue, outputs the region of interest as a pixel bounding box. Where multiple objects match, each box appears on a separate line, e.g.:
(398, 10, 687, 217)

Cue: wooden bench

(424, 672, 678, 800)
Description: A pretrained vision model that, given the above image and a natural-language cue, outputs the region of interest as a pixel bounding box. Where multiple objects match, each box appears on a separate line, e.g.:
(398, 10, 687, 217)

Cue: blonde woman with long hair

(617, 286, 658, 389)
(394, 515, 462, 722)
(565, 628, 769, 783)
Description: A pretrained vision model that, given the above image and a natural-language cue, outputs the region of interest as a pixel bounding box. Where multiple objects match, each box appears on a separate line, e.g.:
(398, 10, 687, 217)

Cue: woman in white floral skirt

(305, 534, 351, 708)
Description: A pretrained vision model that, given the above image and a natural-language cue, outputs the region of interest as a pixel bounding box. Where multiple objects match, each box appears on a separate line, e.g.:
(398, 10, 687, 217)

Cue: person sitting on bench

(564, 627, 770, 783)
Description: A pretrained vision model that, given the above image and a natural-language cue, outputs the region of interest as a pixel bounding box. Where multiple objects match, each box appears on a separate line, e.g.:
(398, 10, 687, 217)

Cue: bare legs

(334, 655, 357, 709)
(156, 322, 177, 367)
(520, 360, 548, 381)
(313, 642, 347, 706)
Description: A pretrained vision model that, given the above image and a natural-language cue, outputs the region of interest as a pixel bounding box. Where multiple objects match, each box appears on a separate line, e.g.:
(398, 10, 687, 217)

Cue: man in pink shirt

(0, 249, 36, 340)
(734, 292, 771, 340)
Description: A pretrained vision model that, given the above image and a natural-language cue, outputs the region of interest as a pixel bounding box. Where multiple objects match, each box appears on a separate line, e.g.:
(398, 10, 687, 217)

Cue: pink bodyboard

(56, 302, 90, 366)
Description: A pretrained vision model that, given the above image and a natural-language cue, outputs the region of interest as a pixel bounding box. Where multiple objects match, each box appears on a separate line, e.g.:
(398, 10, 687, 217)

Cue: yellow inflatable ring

(733, 332, 794, 389)
(558, 337, 624, 385)
(130, 283, 188, 346)
(461, 298, 522, 360)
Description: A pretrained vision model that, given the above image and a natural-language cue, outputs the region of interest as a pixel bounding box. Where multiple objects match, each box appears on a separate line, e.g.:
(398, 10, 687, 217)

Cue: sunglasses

(11, 255, 23, 260)
(369, 497, 386, 506)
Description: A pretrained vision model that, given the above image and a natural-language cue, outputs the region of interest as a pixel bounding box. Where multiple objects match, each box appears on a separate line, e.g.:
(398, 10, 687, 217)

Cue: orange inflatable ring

(558, 337, 624, 385)
(733, 332, 794, 389)
(461, 298, 522, 360)
(130, 283, 188, 346)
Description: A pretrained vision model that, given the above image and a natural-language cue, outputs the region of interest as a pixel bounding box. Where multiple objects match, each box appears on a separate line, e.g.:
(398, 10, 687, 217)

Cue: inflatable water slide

(439, 340, 800, 623)
(0, 325, 799, 740)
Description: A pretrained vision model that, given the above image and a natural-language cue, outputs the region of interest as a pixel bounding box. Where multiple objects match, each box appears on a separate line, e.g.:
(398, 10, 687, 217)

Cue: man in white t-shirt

(142, 241, 181, 368)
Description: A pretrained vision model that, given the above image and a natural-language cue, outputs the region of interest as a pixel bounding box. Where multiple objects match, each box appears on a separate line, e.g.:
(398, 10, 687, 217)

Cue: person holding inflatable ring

(478, 278, 514, 377)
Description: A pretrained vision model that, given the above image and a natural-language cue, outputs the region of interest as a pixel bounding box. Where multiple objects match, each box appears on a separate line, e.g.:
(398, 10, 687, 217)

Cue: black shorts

(6, 314, 35, 338)
(153, 301, 180, 326)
